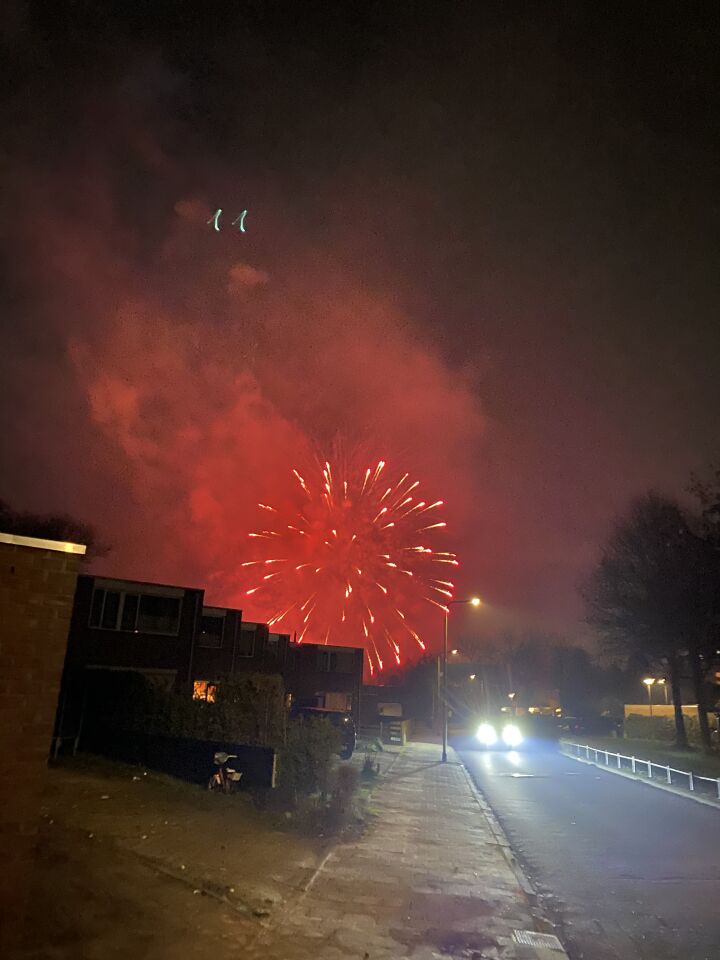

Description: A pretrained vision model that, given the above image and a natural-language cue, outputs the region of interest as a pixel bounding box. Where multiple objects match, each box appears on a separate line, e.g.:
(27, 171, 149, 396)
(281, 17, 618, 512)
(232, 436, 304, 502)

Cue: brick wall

(0, 533, 85, 951)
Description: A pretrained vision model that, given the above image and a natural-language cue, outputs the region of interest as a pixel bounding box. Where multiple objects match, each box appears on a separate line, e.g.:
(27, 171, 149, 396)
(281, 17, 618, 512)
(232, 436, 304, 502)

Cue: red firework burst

(241, 458, 458, 674)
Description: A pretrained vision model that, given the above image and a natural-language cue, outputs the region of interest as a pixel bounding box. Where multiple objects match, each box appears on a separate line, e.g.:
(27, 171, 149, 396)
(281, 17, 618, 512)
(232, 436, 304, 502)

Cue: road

(457, 742, 720, 960)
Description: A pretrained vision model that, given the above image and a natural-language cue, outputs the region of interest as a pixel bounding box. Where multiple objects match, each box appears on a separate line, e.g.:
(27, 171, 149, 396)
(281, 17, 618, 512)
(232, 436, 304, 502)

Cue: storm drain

(512, 929, 565, 951)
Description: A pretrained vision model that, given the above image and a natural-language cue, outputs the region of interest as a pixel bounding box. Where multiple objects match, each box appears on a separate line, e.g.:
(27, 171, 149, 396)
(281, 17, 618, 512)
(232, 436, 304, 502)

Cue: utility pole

(442, 611, 449, 762)
(441, 597, 482, 763)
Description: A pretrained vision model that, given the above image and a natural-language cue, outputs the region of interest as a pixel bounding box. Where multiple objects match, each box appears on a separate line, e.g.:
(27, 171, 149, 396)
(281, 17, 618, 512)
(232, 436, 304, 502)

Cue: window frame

(237, 625, 256, 658)
(317, 647, 356, 673)
(198, 611, 225, 649)
(88, 586, 183, 637)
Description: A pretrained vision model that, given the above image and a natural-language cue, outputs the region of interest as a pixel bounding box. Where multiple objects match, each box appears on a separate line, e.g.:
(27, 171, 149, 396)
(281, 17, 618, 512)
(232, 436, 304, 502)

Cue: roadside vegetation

(584, 474, 720, 753)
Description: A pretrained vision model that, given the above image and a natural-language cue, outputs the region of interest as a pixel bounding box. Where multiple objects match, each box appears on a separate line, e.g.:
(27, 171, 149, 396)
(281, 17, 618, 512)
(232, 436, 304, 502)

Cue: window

(100, 590, 121, 629)
(318, 648, 356, 673)
(137, 594, 181, 634)
(318, 649, 338, 672)
(266, 632, 287, 658)
(89, 588, 105, 627)
(121, 593, 140, 631)
(193, 680, 216, 703)
(198, 613, 224, 649)
(237, 625, 256, 658)
(324, 691, 352, 712)
(89, 588, 128, 630)
(89, 586, 182, 635)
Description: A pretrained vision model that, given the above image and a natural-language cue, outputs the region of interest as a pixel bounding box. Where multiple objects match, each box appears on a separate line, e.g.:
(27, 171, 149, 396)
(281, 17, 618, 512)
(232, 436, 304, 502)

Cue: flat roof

(83, 572, 201, 593)
(0, 531, 87, 555)
(293, 642, 364, 653)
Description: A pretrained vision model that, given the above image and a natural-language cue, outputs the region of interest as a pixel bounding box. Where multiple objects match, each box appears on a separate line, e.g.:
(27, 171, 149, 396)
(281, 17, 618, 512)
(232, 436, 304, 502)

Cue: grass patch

(565, 736, 720, 779)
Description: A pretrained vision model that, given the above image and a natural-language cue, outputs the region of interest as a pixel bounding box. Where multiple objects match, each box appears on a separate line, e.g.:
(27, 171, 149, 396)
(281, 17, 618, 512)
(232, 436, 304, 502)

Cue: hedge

(624, 712, 709, 746)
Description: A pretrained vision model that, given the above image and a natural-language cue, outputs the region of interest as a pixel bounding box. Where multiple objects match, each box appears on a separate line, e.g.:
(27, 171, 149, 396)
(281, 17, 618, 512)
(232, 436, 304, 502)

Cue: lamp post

(442, 597, 481, 762)
(657, 678, 669, 705)
(643, 677, 655, 717)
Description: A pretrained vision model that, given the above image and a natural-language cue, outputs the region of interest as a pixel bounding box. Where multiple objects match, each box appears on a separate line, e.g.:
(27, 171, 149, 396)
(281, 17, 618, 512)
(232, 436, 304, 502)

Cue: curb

(454, 749, 571, 958)
(562, 750, 720, 809)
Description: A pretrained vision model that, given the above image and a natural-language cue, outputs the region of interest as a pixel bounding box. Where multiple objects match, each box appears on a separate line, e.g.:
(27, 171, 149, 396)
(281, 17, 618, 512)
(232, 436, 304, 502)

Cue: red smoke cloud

(32, 193, 488, 662)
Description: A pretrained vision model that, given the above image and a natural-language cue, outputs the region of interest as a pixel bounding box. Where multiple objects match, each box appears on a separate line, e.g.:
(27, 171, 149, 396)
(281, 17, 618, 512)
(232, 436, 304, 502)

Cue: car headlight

(477, 722, 498, 746)
(502, 724, 523, 747)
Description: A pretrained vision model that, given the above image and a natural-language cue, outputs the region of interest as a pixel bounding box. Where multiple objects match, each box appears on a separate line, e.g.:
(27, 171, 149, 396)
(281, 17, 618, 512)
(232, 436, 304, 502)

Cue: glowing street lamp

(643, 677, 655, 717)
(656, 677, 669, 704)
(442, 597, 482, 762)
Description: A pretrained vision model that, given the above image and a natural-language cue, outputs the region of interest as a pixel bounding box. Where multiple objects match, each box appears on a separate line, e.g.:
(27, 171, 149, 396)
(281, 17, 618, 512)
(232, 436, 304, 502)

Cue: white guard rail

(561, 741, 720, 801)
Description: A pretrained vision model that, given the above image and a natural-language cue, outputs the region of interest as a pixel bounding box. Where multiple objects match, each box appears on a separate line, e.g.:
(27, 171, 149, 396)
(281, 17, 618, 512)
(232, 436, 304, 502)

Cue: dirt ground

(15, 757, 324, 960)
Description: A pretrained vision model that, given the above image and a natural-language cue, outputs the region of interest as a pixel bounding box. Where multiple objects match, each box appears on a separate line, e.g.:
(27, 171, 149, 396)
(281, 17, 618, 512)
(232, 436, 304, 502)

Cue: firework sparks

(242, 458, 457, 672)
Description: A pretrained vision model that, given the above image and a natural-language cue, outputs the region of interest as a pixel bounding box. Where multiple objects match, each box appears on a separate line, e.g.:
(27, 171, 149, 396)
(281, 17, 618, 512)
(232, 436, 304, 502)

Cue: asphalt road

(457, 741, 720, 960)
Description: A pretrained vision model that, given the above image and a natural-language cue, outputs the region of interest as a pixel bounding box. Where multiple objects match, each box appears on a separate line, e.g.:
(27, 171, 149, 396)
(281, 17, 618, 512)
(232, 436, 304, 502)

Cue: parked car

(290, 706, 357, 759)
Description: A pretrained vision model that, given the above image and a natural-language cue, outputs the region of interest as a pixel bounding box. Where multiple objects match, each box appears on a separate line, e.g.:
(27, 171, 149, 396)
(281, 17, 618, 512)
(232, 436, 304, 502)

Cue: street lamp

(643, 677, 655, 717)
(656, 678, 669, 705)
(442, 597, 482, 762)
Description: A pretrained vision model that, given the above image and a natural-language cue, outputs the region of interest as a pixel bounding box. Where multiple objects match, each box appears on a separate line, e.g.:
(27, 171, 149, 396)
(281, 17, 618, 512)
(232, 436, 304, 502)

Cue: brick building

(0, 531, 86, 952)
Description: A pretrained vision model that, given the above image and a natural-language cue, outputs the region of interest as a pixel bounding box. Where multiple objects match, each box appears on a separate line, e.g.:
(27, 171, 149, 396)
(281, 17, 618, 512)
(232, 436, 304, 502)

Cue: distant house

(55, 573, 364, 743)
(285, 644, 364, 724)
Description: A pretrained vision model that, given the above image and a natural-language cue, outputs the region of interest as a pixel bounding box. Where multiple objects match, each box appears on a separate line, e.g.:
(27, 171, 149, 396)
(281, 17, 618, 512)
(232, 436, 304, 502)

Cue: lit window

(193, 680, 216, 702)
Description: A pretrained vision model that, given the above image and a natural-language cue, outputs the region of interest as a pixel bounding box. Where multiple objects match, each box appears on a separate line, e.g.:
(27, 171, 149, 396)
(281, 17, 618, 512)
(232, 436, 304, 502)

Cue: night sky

(2, 2, 720, 648)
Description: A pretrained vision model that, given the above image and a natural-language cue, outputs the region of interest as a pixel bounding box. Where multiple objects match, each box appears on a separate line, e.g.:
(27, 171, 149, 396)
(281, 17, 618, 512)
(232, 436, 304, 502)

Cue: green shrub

(103, 672, 285, 746)
(276, 717, 341, 803)
(624, 714, 676, 742)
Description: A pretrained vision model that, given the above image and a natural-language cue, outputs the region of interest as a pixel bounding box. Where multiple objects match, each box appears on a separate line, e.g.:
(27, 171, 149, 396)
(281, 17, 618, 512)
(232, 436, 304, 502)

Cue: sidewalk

(248, 742, 568, 959)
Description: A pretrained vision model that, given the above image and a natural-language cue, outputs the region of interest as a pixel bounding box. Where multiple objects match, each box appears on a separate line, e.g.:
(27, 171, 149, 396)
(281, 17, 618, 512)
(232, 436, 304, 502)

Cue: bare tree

(0, 499, 107, 561)
(583, 492, 714, 750)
